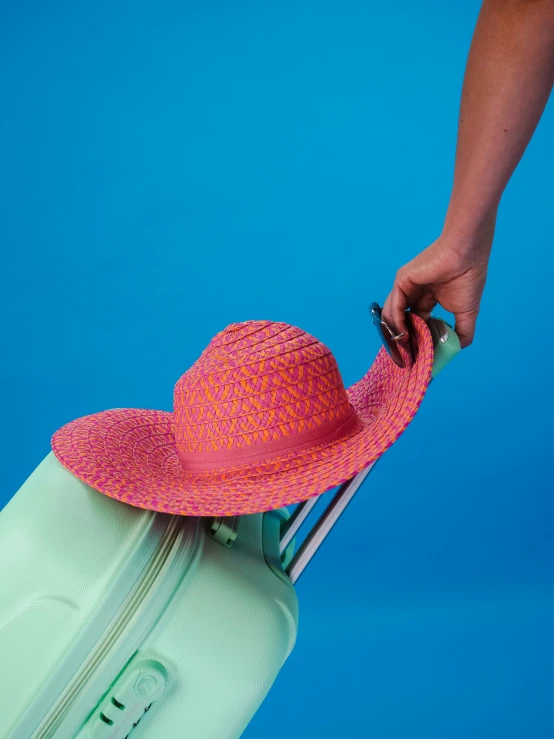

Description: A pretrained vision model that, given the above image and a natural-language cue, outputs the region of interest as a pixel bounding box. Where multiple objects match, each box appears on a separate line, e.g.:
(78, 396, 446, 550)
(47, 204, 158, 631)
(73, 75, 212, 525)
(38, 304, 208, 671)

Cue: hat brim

(51, 315, 433, 517)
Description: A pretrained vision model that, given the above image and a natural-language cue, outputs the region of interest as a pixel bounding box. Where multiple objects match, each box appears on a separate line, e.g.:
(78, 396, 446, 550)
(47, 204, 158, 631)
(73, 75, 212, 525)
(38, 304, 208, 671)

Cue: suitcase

(0, 316, 460, 739)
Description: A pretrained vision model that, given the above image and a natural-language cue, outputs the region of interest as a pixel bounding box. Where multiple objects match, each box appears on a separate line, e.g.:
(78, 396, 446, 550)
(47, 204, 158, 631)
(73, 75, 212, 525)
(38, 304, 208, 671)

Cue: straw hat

(52, 315, 433, 517)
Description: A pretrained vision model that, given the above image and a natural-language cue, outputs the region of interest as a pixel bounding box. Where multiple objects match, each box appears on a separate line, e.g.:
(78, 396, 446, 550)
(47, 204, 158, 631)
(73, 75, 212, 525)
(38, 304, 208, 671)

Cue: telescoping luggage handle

(280, 314, 461, 584)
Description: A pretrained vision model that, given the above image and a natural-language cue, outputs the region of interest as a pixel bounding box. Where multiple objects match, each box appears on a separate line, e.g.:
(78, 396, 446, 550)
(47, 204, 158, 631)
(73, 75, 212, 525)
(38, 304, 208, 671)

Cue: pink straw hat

(52, 315, 433, 517)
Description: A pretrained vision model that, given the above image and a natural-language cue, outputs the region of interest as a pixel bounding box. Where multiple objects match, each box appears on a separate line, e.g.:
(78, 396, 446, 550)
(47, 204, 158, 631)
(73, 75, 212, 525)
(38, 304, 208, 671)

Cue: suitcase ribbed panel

(133, 514, 298, 738)
(76, 513, 298, 739)
(0, 454, 169, 738)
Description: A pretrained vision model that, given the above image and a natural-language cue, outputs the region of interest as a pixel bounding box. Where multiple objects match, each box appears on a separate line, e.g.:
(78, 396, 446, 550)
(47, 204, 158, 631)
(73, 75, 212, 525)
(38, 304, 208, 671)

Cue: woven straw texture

(51, 316, 433, 516)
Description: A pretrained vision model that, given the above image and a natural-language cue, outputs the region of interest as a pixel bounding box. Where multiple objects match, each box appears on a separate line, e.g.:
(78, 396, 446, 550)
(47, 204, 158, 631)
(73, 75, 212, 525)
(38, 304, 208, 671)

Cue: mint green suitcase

(0, 318, 459, 739)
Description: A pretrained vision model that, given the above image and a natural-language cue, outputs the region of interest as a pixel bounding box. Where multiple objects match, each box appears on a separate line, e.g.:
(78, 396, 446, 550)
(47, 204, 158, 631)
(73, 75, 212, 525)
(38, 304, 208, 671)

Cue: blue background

(1, 1, 553, 737)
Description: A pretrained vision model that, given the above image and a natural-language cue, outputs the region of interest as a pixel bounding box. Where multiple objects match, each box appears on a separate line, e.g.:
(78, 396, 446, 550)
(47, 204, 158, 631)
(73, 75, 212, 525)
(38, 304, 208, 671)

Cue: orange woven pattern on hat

(51, 314, 434, 517)
(173, 321, 352, 454)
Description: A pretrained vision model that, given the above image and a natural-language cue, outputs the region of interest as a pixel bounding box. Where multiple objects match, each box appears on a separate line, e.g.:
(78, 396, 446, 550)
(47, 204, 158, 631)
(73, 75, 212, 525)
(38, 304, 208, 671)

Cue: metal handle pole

(279, 497, 319, 554)
(285, 462, 377, 584)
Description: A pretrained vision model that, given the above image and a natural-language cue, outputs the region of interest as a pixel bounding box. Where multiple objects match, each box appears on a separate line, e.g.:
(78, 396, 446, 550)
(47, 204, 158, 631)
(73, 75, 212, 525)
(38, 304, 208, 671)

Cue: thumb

(454, 311, 478, 349)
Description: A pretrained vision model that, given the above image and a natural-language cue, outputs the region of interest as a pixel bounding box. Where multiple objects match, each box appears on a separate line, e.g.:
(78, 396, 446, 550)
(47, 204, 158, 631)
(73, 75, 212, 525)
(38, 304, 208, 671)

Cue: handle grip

(428, 316, 461, 379)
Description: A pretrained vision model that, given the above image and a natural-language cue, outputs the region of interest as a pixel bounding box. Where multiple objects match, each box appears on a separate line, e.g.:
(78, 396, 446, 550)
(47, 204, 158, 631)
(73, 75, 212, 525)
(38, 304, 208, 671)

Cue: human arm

(384, 0, 554, 347)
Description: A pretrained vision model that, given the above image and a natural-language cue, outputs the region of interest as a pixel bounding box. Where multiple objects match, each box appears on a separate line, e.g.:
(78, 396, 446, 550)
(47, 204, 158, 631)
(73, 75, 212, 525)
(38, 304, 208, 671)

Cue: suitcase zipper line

(34, 516, 191, 739)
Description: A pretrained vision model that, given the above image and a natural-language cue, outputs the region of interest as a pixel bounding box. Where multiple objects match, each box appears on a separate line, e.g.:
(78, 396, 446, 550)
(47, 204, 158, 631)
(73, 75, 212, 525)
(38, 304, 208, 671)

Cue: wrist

(443, 202, 498, 240)
(441, 204, 498, 261)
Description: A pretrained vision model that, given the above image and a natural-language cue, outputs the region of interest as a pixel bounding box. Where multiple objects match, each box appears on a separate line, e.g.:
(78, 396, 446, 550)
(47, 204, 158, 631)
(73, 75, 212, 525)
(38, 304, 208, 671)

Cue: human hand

(383, 217, 496, 349)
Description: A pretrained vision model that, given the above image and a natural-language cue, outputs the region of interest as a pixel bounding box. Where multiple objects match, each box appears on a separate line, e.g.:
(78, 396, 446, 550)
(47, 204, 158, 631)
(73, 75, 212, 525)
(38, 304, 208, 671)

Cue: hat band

(177, 405, 362, 472)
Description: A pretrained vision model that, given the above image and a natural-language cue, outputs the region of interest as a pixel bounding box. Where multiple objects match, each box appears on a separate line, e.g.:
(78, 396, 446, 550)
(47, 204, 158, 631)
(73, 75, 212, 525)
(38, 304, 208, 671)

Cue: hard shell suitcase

(0, 316, 459, 739)
(0, 453, 298, 739)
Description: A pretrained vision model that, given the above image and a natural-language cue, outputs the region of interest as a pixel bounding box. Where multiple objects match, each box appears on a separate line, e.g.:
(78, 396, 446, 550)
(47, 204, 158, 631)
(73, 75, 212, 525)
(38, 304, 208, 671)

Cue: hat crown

(173, 321, 352, 460)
